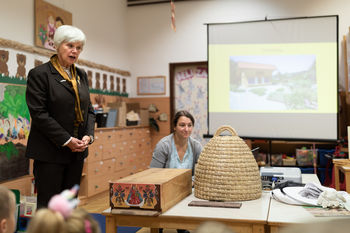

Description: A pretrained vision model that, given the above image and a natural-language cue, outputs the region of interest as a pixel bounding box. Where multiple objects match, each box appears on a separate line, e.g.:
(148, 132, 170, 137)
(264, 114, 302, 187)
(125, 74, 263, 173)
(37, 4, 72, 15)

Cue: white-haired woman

(25, 25, 95, 208)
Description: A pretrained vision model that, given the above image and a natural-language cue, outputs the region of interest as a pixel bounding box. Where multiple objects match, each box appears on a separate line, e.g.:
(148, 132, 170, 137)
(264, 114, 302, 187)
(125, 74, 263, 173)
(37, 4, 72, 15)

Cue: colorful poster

(0, 84, 30, 182)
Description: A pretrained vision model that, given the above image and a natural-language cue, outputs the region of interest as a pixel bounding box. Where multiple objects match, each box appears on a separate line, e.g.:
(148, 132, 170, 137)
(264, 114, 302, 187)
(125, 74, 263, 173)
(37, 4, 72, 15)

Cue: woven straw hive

(194, 125, 262, 201)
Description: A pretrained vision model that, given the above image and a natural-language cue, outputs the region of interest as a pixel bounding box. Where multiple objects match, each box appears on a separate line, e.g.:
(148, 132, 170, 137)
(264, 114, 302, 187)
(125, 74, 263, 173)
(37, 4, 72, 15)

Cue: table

(333, 159, 350, 192)
(267, 174, 345, 233)
(103, 190, 271, 233)
(102, 174, 343, 233)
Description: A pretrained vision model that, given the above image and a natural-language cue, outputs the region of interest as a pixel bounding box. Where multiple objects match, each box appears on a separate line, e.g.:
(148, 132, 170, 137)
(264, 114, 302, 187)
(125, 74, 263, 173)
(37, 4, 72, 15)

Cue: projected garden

(229, 55, 317, 111)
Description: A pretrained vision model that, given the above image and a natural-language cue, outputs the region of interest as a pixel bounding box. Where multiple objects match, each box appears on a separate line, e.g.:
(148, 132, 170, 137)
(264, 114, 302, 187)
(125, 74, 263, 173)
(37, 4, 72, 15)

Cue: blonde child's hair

(66, 208, 101, 233)
(0, 186, 15, 220)
(26, 209, 65, 233)
(26, 208, 100, 233)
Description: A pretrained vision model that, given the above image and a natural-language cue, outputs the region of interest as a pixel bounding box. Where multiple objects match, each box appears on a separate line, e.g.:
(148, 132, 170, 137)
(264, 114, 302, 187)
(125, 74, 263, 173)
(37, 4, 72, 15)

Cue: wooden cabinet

(79, 126, 152, 202)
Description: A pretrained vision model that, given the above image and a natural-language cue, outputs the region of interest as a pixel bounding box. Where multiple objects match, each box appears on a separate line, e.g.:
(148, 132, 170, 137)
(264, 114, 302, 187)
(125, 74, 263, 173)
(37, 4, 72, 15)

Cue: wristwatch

(89, 135, 94, 144)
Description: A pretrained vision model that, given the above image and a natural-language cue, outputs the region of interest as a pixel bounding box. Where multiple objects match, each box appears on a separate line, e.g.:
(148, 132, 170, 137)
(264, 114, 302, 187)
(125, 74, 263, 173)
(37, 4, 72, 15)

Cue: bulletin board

(137, 76, 166, 95)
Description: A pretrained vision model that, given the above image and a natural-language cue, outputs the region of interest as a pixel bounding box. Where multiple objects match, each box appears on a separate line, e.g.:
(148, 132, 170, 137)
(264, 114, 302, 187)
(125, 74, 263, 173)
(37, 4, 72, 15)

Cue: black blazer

(25, 61, 95, 164)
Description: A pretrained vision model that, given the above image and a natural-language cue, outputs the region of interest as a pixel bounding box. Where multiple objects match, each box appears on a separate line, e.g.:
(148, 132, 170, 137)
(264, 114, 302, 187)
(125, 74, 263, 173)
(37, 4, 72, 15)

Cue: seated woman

(150, 110, 203, 233)
(150, 110, 203, 174)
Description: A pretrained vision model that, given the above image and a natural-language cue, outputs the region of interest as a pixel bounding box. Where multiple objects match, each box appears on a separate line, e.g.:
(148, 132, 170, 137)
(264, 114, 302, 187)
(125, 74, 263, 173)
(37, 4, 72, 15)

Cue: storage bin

(253, 152, 267, 166)
(271, 154, 283, 166)
(296, 149, 317, 166)
(283, 158, 296, 166)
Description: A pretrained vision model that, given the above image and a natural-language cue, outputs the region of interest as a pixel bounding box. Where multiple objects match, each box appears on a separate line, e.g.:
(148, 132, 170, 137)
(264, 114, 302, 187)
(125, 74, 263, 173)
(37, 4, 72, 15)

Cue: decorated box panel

(110, 183, 161, 211)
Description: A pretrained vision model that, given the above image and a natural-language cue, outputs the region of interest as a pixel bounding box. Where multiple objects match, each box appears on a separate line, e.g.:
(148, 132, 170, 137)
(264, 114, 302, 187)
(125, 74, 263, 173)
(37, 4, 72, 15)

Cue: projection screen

(208, 15, 338, 141)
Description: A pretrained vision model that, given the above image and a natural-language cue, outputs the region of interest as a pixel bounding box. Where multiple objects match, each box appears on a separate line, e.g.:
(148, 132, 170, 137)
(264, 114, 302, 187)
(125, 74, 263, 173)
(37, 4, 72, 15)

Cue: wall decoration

(34, 59, 43, 67)
(0, 84, 30, 182)
(88, 70, 93, 88)
(117, 77, 120, 92)
(35, 0, 72, 50)
(0, 50, 9, 76)
(103, 74, 107, 90)
(95, 72, 101, 89)
(137, 76, 165, 95)
(110, 75, 115, 91)
(173, 65, 208, 145)
(16, 54, 26, 78)
(123, 78, 127, 93)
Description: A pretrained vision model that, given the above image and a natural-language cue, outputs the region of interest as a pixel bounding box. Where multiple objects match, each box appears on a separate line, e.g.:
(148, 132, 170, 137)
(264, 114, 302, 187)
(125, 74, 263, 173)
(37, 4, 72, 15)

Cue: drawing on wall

(0, 84, 30, 182)
(35, 0, 72, 50)
(16, 54, 27, 79)
(175, 66, 208, 145)
(0, 49, 27, 85)
(0, 50, 9, 77)
(34, 59, 43, 68)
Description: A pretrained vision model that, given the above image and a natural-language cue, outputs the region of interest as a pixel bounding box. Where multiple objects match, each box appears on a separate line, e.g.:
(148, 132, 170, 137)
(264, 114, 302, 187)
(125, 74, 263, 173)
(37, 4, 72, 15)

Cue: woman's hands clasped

(67, 135, 91, 152)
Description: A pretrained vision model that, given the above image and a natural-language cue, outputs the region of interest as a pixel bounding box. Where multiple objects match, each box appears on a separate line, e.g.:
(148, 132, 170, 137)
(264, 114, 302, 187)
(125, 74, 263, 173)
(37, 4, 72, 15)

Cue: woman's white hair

(53, 25, 86, 49)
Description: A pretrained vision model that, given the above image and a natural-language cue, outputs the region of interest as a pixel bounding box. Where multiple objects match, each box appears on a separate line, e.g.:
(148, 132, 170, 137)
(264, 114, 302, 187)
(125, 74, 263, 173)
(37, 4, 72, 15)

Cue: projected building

(230, 61, 276, 88)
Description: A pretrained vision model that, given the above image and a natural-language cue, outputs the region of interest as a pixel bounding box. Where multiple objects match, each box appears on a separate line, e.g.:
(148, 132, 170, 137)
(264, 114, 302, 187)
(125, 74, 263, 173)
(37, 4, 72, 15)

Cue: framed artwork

(137, 76, 166, 95)
(35, 0, 72, 50)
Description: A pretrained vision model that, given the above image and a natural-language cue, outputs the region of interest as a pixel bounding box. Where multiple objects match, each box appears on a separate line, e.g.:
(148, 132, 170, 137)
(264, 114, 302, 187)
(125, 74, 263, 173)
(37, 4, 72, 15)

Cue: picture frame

(24, 202, 37, 217)
(34, 0, 72, 51)
(137, 76, 166, 95)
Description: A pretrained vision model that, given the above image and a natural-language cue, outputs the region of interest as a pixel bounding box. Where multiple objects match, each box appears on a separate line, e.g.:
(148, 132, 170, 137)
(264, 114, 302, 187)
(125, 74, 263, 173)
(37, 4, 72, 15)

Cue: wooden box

(109, 168, 191, 214)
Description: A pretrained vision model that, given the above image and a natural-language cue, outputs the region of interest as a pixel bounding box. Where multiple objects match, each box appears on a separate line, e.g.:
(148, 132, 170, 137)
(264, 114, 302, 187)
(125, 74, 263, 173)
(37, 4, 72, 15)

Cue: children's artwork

(110, 183, 160, 210)
(0, 84, 30, 182)
(174, 65, 208, 145)
(35, 0, 72, 50)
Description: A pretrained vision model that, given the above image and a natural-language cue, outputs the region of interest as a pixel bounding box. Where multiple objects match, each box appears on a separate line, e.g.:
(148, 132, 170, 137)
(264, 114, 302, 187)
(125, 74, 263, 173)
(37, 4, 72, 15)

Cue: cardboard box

(127, 103, 140, 114)
(109, 168, 192, 213)
(283, 158, 296, 166)
(271, 153, 283, 165)
(117, 102, 126, 127)
(139, 108, 149, 126)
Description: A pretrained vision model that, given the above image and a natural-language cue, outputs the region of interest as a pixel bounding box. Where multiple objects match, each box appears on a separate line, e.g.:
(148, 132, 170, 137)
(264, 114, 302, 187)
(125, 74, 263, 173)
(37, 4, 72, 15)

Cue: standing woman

(150, 110, 202, 175)
(25, 25, 95, 208)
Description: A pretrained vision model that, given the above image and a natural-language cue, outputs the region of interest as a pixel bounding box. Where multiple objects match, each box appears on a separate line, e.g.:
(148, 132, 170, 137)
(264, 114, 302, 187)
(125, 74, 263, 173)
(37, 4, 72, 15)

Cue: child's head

(26, 209, 65, 233)
(0, 186, 16, 233)
(66, 208, 101, 233)
(26, 185, 100, 233)
(26, 208, 100, 233)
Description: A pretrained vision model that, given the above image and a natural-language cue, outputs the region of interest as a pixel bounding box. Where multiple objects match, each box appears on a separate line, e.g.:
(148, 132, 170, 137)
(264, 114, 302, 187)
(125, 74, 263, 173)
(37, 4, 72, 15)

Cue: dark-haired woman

(150, 110, 202, 175)
(150, 110, 202, 233)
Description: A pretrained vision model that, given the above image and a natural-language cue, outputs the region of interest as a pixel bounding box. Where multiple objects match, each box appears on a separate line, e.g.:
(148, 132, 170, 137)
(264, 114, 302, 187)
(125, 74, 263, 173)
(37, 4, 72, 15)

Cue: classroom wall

(127, 0, 350, 97)
(0, 0, 349, 98)
(0, 0, 130, 71)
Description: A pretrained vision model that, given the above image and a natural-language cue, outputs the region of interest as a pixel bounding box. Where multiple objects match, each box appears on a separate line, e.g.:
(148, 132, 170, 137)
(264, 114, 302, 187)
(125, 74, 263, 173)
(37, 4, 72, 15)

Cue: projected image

(229, 55, 317, 111)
